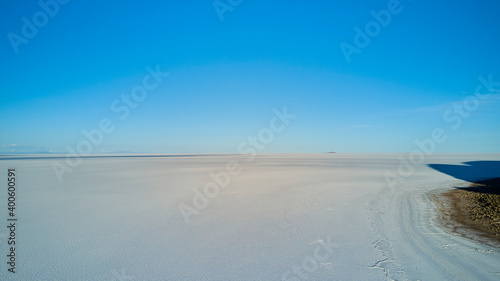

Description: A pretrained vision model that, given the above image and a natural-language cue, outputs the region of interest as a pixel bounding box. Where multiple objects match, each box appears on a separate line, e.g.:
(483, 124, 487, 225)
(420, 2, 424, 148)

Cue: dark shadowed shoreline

(434, 178, 500, 247)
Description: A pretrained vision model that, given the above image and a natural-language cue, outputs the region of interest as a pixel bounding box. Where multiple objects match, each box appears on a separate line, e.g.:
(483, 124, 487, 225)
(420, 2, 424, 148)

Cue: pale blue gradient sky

(0, 0, 499, 153)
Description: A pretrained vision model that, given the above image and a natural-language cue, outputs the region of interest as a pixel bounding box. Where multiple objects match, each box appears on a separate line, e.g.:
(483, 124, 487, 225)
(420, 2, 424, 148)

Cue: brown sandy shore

(433, 178, 500, 246)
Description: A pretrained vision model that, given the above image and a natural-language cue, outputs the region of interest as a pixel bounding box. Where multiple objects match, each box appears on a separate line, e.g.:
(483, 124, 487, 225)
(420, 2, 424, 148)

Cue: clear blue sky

(0, 0, 499, 153)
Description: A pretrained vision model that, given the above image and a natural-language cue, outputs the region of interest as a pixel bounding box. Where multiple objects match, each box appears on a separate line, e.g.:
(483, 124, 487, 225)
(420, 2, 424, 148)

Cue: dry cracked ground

(438, 178, 500, 245)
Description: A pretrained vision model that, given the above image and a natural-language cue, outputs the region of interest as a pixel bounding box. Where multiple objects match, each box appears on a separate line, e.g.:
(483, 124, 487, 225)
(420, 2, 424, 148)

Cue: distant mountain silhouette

(428, 161, 500, 182)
